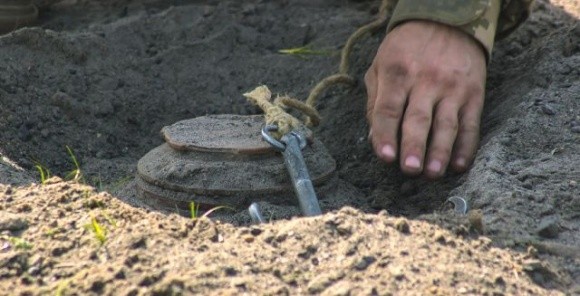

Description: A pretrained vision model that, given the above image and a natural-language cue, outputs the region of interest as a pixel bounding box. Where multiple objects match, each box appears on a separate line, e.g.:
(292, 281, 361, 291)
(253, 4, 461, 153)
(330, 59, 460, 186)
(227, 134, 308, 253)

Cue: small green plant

(279, 46, 334, 58)
(44, 227, 61, 238)
(55, 279, 70, 296)
(189, 201, 232, 219)
(190, 201, 200, 219)
(7, 236, 33, 250)
(65, 145, 83, 182)
(86, 215, 106, 244)
(82, 189, 92, 199)
(34, 163, 51, 185)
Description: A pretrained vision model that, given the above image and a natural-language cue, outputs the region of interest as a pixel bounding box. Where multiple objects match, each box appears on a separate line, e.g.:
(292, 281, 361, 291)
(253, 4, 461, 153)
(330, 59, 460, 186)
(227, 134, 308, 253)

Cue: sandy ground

(0, 0, 578, 294)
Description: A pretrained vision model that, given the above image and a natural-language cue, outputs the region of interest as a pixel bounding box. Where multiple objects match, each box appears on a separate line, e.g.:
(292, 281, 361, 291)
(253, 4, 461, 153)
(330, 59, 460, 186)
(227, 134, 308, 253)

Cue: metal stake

(262, 125, 322, 216)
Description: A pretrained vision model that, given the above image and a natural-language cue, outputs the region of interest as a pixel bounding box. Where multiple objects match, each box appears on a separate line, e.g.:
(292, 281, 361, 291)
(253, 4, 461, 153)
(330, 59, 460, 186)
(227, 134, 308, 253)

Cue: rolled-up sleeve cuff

(387, 0, 502, 62)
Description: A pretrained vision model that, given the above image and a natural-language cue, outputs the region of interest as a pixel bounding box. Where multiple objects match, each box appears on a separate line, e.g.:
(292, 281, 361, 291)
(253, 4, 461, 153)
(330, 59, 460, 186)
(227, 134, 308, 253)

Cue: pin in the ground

(446, 196, 468, 215)
(262, 125, 322, 217)
(248, 203, 266, 224)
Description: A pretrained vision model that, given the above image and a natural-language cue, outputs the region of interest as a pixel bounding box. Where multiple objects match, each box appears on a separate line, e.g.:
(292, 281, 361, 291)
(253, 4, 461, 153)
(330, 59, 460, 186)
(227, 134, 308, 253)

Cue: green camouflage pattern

(388, 0, 491, 28)
(387, 0, 533, 60)
(459, 0, 500, 60)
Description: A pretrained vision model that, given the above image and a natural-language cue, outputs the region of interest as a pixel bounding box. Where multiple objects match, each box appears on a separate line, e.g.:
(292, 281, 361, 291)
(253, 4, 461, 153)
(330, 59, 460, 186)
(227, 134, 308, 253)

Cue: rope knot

(244, 86, 320, 139)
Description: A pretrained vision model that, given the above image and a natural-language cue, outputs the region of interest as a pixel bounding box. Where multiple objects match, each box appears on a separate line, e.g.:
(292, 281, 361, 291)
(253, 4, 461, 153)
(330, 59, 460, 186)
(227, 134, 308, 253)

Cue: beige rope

(245, 0, 394, 138)
(275, 95, 321, 127)
(243, 86, 317, 138)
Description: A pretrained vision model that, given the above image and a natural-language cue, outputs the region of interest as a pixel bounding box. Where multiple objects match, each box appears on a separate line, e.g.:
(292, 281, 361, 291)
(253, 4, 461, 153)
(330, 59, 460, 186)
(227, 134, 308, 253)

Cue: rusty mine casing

(135, 115, 337, 214)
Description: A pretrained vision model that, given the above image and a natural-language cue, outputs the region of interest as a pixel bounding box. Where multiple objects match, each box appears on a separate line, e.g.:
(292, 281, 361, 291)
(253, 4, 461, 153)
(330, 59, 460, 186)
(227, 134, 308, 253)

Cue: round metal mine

(136, 114, 336, 213)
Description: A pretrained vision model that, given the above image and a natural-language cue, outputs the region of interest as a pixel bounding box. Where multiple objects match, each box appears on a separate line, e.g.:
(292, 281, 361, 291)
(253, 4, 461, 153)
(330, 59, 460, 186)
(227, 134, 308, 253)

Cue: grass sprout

(6, 236, 33, 250)
(190, 201, 200, 219)
(65, 145, 83, 182)
(34, 163, 51, 185)
(44, 227, 62, 238)
(55, 279, 70, 296)
(86, 215, 107, 244)
(279, 46, 334, 58)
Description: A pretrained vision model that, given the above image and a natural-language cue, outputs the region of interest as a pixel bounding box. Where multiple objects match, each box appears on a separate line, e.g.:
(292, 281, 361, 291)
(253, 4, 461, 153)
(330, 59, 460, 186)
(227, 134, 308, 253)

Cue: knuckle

(374, 98, 403, 119)
(465, 83, 485, 100)
(443, 75, 458, 90)
(364, 70, 373, 85)
(419, 66, 459, 90)
(459, 120, 480, 134)
(374, 99, 404, 120)
(434, 116, 458, 131)
(418, 66, 440, 83)
(366, 102, 375, 121)
(384, 61, 412, 81)
(405, 109, 431, 126)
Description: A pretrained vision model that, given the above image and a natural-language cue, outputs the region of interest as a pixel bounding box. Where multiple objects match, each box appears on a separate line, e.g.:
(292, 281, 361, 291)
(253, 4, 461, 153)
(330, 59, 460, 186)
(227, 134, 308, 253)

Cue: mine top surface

(162, 114, 313, 155)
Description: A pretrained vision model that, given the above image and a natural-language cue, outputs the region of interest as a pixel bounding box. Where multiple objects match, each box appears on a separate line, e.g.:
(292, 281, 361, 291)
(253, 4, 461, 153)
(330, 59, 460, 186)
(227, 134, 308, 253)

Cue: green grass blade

(190, 201, 200, 219)
(90, 216, 106, 244)
(34, 164, 51, 184)
(65, 145, 82, 182)
(279, 46, 334, 57)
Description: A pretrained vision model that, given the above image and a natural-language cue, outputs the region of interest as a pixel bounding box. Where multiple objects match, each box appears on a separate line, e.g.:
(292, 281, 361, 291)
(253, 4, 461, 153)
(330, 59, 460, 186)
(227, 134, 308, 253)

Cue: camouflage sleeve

(387, 0, 534, 61)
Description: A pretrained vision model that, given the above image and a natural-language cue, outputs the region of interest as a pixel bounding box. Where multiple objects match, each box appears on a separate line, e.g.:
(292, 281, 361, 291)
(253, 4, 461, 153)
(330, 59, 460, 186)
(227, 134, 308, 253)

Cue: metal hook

(261, 125, 286, 151)
(284, 131, 307, 150)
(261, 125, 308, 151)
(446, 196, 468, 215)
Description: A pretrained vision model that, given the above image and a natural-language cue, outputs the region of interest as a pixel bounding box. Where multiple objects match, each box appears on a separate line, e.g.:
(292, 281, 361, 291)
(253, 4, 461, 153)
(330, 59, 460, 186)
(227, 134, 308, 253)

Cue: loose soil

(0, 0, 578, 295)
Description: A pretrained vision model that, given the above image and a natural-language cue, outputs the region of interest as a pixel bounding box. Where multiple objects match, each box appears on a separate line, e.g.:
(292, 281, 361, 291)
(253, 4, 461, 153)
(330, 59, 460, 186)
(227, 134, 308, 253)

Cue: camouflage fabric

(387, 0, 534, 60)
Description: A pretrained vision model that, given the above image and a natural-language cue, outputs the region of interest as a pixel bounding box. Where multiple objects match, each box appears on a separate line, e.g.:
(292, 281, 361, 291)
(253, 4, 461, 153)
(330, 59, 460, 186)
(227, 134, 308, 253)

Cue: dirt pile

(0, 179, 563, 295)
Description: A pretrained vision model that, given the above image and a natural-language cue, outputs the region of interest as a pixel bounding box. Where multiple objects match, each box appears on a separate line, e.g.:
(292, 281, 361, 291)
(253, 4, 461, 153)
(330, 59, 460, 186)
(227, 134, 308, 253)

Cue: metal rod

(281, 133, 322, 216)
(248, 202, 266, 223)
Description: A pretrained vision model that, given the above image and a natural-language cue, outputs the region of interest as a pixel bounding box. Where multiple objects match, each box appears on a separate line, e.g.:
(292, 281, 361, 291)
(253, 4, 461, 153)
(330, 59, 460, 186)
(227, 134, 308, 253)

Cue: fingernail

(427, 160, 442, 173)
(455, 157, 466, 168)
(368, 128, 373, 139)
(381, 145, 395, 159)
(404, 155, 421, 169)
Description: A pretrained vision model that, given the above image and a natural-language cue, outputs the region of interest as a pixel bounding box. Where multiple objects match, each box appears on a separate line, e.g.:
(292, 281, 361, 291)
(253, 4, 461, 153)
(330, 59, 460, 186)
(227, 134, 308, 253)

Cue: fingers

(399, 87, 436, 175)
(364, 20, 487, 178)
(364, 69, 377, 125)
(368, 67, 481, 177)
(369, 66, 410, 163)
(424, 101, 460, 178)
(451, 97, 483, 172)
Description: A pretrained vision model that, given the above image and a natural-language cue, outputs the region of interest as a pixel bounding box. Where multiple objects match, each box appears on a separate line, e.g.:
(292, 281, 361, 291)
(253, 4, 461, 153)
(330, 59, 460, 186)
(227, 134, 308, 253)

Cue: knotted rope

(244, 0, 394, 138)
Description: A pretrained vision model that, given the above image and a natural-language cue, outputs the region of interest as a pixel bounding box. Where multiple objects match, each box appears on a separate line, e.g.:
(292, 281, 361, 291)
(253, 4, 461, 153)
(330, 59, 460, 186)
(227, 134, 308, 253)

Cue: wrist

(387, 0, 501, 62)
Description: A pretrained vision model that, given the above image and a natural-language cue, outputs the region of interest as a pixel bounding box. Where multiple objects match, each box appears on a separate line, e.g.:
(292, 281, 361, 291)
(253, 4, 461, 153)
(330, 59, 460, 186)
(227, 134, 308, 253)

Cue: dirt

(0, 0, 578, 294)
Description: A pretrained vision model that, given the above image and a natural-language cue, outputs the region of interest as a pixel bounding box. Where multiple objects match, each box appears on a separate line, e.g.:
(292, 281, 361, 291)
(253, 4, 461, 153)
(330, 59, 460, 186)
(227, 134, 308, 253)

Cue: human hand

(365, 20, 487, 178)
